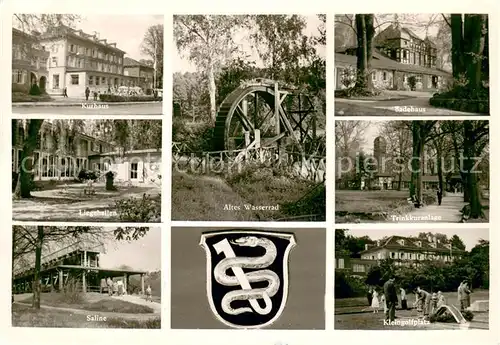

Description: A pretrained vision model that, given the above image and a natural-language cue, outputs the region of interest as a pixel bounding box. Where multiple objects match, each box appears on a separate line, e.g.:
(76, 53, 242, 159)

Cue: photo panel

(11, 225, 162, 329)
(12, 14, 164, 115)
(335, 119, 489, 224)
(334, 14, 489, 116)
(334, 228, 490, 330)
(12, 118, 162, 222)
(171, 227, 326, 329)
(172, 14, 326, 221)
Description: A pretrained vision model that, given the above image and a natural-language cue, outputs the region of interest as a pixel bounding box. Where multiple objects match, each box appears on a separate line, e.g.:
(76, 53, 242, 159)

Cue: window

(130, 162, 138, 179)
(71, 74, 79, 85)
(85, 47, 90, 56)
(337, 258, 345, 269)
(52, 74, 60, 89)
(371, 72, 376, 81)
(383, 72, 387, 81)
(89, 76, 93, 85)
(102, 77, 106, 84)
(353, 264, 365, 273)
(96, 77, 100, 86)
(391, 252, 395, 258)
(51, 57, 58, 67)
(70, 44, 75, 52)
(12, 70, 23, 84)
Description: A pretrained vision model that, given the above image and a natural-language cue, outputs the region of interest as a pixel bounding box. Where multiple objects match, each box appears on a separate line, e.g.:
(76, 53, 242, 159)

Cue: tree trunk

(355, 14, 368, 89)
(436, 145, 444, 192)
(365, 14, 374, 90)
(410, 122, 421, 202)
(463, 121, 482, 218)
(450, 14, 464, 79)
(207, 63, 217, 124)
(13, 120, 43, 199)
(33, 226, 44, 309)
(463, 14, 486, 92)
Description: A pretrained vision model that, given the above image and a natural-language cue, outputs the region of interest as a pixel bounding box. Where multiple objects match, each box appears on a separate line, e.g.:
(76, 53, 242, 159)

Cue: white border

(199, 230, 297, 329)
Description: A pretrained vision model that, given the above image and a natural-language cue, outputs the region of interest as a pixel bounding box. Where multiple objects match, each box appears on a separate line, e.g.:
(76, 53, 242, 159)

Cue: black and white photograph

(12, 14, 163, 115)
(12, 226, 161, 329)
(334, 14, 489, 116)
(171, 227, 326, 329)
(172, 15, 326, 221)
(334, 228, 489, 330)
(335, 120, 489, 223)
(12, 119, 162, 222)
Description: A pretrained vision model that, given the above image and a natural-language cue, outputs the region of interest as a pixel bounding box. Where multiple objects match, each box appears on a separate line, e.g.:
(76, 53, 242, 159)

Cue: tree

(450, 235, 466, 250)
(354, 14, 375, 90)
(12, 226, 149, 309)
(174, 15, 245, 123)
(140, 24, 164, 89)
(409, 121, 437, 203)
(335, 121, 369, 187)
(13, 14, 81, 33)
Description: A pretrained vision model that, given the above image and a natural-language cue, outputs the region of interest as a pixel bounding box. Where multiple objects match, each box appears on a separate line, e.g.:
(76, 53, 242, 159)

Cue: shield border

(199, 229, 297, 329)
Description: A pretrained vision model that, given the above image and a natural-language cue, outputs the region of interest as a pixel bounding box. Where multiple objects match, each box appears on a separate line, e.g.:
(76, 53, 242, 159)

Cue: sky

(358, 121, 383, 154)
(343, 228, 489, 251)
(173, 15, 324, 73)
(64, 15, 162, 61)
(99, 227, 161, 272)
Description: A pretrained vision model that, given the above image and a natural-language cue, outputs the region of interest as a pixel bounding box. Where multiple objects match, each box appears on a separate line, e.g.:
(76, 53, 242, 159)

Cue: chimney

(365, 244, 369, 251)
(376, 240, 380, 247)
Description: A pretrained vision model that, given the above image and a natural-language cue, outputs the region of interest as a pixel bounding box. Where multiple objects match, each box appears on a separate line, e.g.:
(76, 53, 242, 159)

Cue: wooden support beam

(123, 273, 127, 294)
(59, 270, 63, 291)
(82, 270, 86, 293)
(274, 83, 280, 150)
(141, 274, 145, 295)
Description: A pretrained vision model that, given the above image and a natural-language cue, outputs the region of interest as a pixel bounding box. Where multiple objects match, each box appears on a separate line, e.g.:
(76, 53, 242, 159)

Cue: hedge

(429, 87, 489, 114)
(99, 94, 162, 102)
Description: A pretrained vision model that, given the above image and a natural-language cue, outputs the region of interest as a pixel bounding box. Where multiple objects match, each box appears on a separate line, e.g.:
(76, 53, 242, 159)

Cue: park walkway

(119, 294, 161, 314)
(398, 193, 466, 223)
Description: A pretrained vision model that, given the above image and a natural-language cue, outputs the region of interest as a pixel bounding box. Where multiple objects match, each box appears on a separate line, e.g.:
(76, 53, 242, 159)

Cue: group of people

(367, 277, 472, 322)
(105, 277, 126, 296)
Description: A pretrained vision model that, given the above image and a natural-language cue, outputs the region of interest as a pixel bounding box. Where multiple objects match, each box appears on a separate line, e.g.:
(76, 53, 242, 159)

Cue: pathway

(393, 193, 466, 223)
(119, 294, 161, 314)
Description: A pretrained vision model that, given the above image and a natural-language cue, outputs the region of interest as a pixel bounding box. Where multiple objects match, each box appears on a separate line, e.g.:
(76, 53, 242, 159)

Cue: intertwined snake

(214, 236, 280, 316)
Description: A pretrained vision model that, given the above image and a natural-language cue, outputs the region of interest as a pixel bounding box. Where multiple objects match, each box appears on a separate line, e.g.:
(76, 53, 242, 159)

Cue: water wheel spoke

(235, 105, 255, 133)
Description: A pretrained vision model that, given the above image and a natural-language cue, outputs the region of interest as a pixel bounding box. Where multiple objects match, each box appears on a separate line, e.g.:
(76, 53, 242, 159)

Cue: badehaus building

(12, 121, 161, 185)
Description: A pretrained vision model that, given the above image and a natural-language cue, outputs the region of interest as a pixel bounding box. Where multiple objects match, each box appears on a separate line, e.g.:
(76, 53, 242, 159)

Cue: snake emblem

(213, 236, 280, 316)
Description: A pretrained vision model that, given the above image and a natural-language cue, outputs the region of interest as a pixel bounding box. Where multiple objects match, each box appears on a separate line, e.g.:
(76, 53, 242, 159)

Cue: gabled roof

(360, 235, 465, 255)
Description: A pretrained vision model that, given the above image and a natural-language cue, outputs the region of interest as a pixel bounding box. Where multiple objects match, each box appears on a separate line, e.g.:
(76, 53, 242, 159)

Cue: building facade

(12, 28, 50, 94)
(124, 57, 155, 91)
(37, 25, 128, 97)
(12, 121, 162, 185)
(12, 121, 113, 181)
(359, 235, 464, 266)
(334, 24, 451, 91)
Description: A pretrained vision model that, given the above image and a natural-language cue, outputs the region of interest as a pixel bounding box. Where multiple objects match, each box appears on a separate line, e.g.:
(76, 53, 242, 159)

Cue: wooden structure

(213, 79, 318, 154)
(12, 240, 147, 295)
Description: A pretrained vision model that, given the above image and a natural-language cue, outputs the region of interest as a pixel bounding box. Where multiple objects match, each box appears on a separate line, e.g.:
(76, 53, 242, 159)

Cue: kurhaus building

(12, 28, 50, 94)
(335, 24, 451, 91)
(124, 57, 155, 91)
(11, 26, 148, 97)
(12, 121, 161, 184)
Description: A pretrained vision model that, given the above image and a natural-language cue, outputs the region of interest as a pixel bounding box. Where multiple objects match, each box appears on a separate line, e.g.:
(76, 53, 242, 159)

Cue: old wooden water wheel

(212, 78, 318, 154)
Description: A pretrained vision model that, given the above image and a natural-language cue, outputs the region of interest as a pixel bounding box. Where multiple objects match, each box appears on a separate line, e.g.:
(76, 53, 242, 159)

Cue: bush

(429, 85, 489, 114)
(115, 193, 161, 222)
(12, 92, 52, 103)
(462, 310, 474, 321)
(29, 84, 41, 96)
(99, 94, 162, 102)
(408, 76, 417, 91)
(335, 271, 367, 298)
(78, 169, 99, 182)
(281, 183, 326, 220)
(12, 172, 19, 192)
(105, 171, 117, 191)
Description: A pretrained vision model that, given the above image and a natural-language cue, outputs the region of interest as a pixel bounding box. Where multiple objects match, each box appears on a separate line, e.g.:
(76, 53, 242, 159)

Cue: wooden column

(59, 270, 63, 291)
(274, 83, 280, 141)
(83, 250, 87, 267)
(82, 270, 86, 293)
(123, 273, 127, 293)
(141, 274, 145, 295)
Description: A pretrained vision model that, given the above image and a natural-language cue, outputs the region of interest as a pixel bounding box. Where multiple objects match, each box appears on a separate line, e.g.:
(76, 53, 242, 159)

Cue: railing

(13, 241, 105, 276)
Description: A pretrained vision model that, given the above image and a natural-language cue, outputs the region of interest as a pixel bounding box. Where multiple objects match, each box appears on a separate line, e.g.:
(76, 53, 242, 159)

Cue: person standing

(85, 87, 90, 101)
(371, 289, 380, 313)
(400, 287, 407, 310)
(437, 188, 443, 205)
(437, 291, 446, 308)
(146, 285, 152, 302)
(367, 286, 373, 306)
(383, 276, 398, 322)
(460, 281, 471, 311)
(106, 277, 113, 296)
(63, 86, 68, 98)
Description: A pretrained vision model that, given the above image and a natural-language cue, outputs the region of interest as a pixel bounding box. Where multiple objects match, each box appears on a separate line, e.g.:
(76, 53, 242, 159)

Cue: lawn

(12, 304, 160, 328)
(12, 182, 161, 222)
(171, 167, 322, 221)
(336, 190, 409, 214)
(18, 292, 155, 314)
(335, 290, 489, 330)
(12, 92, 53, 103)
